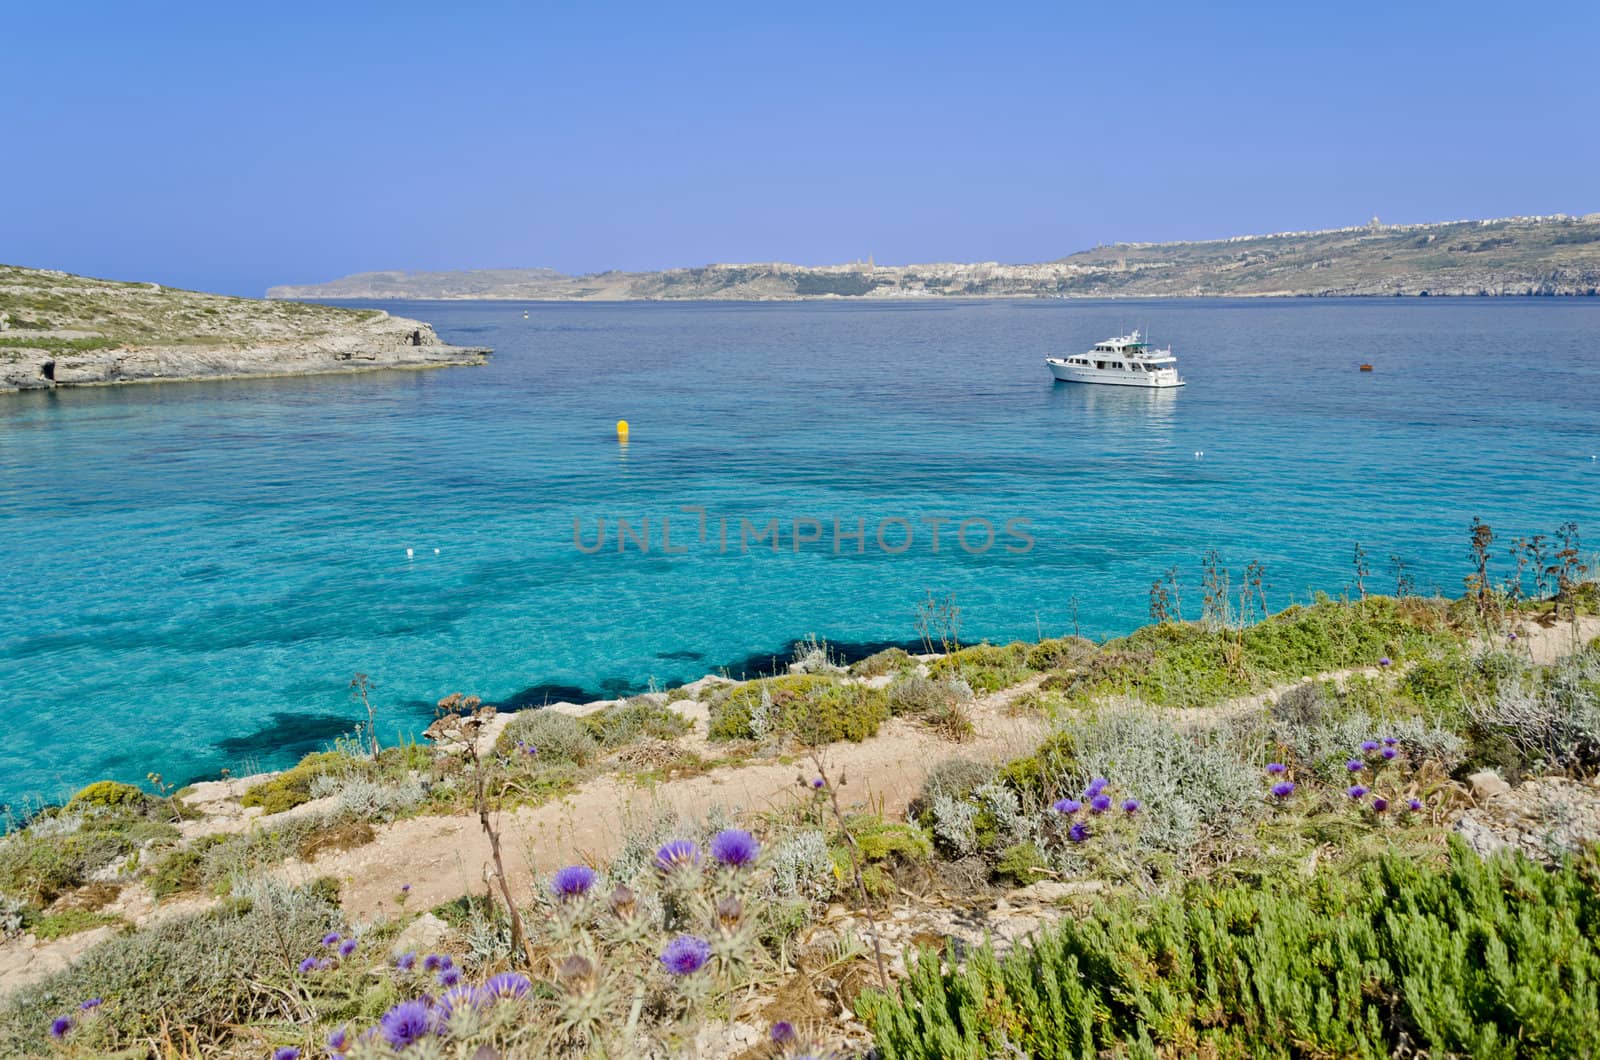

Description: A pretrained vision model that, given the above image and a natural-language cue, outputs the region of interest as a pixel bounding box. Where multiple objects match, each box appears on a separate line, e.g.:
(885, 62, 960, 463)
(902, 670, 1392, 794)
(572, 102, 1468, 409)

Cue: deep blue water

(2, 297, 1597, 809)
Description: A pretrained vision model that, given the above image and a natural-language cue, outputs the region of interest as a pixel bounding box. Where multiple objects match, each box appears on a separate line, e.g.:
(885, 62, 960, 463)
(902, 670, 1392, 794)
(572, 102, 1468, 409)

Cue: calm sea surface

(2, 298, 1597, 807)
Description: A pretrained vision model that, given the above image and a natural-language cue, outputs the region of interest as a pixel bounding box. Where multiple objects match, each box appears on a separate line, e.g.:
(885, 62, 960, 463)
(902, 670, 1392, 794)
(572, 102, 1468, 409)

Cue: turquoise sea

(2, 297, 1597, 809)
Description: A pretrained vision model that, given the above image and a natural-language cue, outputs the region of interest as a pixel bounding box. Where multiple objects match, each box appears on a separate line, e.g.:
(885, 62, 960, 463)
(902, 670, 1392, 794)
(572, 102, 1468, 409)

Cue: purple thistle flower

(395, 951, 417, 971)
(811, 777, 825, 789)
(327, 1026, 348, 1054)
(435, 984, 485, 1022)
(771, 1021, 798, 1045)
(422, 953, 443, 972)
(1089, 793, 1112, 814)
(1508, 631, 1519, 641)
(400, 883, 411, 894)
(1360, 740, 1380, 753)
(1052, 797, 1082, 815)
(483, 971, 530, 999)
(1408, 798, 1424, 812)
(1346, 759, 1365, 773)
(321, 932, 342, 947)
(379, 1000, 433, 1049)
(516, 740, 538, 757)
(49, 1016, 71, 1039)
(1372, 797, 1389, 812)
(273, 1049, 302, 1060)
(660, 934, 712, 975)
(1382, 736, 1399, 746)
(1121, 798, 1142, 814)
(710, 828, 761, 868)
(1068, 821, 1090, 843)
(77, 998, 101, 1011)
(1347, 785, 1370, 799)
(437, 966, 461, 988)
(654, 839, 702, 873)
(1271, 780, 1296, 799)
(1381, 747, 1397, 761)
(1266, 762, 1287, 775)
(298, 956, 320, 974)
(550, 864, 598, 899)
(483, 971, 533, 1000)
(1379, 657, 1393, 667)
(1083, 776, 1109, 798)
(338, 937, 357, 958)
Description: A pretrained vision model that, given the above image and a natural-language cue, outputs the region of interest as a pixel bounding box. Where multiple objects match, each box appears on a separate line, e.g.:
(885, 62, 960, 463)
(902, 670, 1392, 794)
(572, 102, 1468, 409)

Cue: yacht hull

(1047, 360, 1185, 387)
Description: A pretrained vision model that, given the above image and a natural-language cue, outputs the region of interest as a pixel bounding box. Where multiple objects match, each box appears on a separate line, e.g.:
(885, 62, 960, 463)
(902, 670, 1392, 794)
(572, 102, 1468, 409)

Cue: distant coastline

(268, 212, 1600, 303)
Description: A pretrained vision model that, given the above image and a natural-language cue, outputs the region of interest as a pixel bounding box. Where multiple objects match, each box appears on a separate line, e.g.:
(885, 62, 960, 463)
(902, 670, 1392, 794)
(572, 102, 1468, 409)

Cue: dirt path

(278, 678, 1053, 921)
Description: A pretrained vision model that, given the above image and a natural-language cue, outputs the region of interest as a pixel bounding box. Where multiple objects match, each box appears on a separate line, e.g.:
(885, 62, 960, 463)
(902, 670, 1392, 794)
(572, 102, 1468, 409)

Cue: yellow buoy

(616, 419, 630, 440)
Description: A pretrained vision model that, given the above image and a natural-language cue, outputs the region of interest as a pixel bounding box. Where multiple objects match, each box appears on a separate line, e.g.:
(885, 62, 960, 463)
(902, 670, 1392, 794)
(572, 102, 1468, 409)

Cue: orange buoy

(1359, 364, 1374, 372)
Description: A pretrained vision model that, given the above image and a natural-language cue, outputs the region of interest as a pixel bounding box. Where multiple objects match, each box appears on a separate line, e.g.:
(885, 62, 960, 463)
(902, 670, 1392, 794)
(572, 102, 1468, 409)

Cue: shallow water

(2, 297, 1597, 807)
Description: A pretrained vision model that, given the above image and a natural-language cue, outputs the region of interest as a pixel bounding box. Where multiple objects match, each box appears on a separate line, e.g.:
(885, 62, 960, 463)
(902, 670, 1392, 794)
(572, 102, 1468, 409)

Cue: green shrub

(928, 642, 1034, 694)
(239, 751, 355, 815)
(850, 647, 913, 678)
(995, 842, 1050, 885)
(1063, 596, 1464, 711)
(862, 841, 1600, 1060)
(67, 781, 150, 810)
(849, 815, 933, 864)
(149, 844, 210, 898)
(1401, 647, 1490, 722)
(1025, 637, 1093, 672)
(0, 831, 133, 906)
(1466, 648, 1600, 772)
(911, 758, 995, 819)
(195, 818, 324, 890)
(0, 882, 338, 1053)
(581, 699, 691, 748)
(495, 709, 599, 764)
(29, 908, 121, 941)
(1272, 679, 1336, 727)
(709, 675, 890, 743)
(834, 814, 933, 899)
(886, 675, 965, 717)
(995, 731, 1079, 798)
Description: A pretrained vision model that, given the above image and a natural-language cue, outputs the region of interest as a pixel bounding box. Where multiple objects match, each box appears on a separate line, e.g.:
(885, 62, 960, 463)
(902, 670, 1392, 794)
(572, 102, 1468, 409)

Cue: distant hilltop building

(1369, 215, 1383, 230)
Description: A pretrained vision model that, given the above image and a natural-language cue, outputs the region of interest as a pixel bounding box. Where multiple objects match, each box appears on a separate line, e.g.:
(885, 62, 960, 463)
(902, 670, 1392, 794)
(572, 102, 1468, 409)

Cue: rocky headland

(0, 265, 488, 393)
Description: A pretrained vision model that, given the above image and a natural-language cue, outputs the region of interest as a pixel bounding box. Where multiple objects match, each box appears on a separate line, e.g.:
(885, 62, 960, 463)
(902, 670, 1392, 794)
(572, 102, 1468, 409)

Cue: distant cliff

(0, 265, 489, 392)
(267, 214, 1600, 302)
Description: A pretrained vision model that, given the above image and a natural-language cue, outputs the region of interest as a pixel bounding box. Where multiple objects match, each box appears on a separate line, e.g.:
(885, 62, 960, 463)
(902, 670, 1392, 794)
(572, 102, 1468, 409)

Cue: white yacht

(1047, 330, 1184, 388)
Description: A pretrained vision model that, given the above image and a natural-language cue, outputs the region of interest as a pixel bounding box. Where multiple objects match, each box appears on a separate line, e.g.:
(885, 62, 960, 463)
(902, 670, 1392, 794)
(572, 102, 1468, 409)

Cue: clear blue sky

(5, 1, 1597, 296)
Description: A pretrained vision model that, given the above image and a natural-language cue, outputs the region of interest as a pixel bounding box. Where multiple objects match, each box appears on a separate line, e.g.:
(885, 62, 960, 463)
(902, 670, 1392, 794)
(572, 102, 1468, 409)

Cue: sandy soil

(276, 677, 1053, 921)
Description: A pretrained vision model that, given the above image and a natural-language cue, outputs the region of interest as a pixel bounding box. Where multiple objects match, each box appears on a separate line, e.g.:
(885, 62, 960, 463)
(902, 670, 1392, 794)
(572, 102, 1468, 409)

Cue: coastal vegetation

(862, 842, 1600, 1059)
(0, 519, 1595, 1056)
(0, 265, 383, 352)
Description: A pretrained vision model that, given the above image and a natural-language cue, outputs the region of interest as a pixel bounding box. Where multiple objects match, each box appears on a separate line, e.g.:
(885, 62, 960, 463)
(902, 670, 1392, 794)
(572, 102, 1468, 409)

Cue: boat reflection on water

(1048, 374, 1180, 424)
